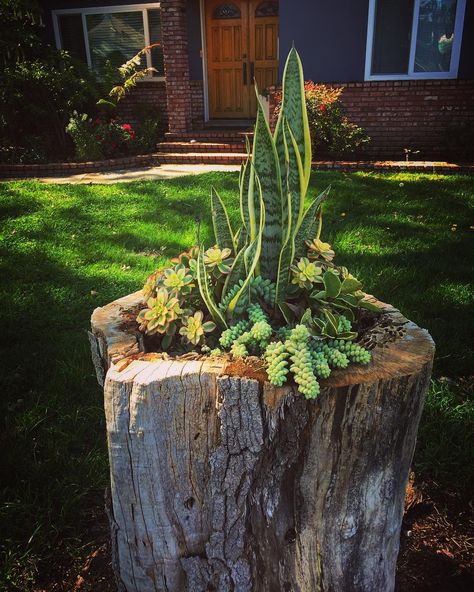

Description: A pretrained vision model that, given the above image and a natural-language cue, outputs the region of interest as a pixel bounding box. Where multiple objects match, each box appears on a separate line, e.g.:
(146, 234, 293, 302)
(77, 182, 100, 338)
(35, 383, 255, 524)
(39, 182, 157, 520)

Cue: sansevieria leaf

(294, 186, 330, 258)
(227, 179, 265, 315)
(252, 93, 282, 282)
(275, 120, 307, 304)
(274, 47, 312, 193)
(197, 247, 227, 329)
(211, 188, 235, 254)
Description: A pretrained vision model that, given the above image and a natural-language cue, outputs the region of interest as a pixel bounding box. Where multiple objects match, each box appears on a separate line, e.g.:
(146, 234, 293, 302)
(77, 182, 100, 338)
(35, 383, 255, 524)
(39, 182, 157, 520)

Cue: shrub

(66, 113, 137, 161)
(0, 50, 100, 163)
(273, 82, 369, 159)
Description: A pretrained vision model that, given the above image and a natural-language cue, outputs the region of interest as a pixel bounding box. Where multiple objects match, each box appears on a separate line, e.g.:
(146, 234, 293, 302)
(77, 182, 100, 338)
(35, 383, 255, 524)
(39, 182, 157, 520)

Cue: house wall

(279, 0, 473, 83)
(278, 0, 368, 83)
(269, 78, 474, 160)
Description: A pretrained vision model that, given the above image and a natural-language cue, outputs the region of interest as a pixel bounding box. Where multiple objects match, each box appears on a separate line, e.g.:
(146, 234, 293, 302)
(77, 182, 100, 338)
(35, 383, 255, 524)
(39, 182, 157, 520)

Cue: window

(365, 0, 466, 80)
(52, 4, 164, 78)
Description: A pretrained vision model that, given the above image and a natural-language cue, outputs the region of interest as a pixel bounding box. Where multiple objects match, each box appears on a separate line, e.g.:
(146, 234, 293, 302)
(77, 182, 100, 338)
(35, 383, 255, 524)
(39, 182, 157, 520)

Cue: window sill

(365, 73, 458, 82)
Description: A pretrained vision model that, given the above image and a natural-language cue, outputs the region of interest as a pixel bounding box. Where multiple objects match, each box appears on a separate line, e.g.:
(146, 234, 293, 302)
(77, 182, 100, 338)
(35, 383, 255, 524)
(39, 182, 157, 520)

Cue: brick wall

(270, 79, 474, 161)
(117, 80, 168, 127)
(160, 0, 193, 132)
(191, 80, 205, 126)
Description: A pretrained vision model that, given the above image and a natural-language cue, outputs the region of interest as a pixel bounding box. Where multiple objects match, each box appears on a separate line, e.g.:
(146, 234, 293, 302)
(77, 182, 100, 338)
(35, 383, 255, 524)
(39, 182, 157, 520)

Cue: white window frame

(52, 3, 164, 81)
(365, 0, 466, 81)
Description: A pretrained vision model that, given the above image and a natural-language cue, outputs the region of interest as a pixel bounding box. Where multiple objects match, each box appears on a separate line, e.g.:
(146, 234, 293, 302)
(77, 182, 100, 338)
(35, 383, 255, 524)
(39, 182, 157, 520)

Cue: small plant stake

(90, 48, 434, 592)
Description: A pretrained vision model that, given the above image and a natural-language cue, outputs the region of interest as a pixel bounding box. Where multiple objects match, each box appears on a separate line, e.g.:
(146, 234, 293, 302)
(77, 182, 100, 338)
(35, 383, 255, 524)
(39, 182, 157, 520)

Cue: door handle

(250, 62, 255, 84)
(243, 62, 247, 85)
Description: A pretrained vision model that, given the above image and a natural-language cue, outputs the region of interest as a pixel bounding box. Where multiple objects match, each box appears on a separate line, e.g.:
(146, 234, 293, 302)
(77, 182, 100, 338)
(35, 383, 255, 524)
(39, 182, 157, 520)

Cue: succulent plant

(137, 48, 378, 392)
(291, 257, 323, 289)
(137, 288, 182, 336)
(143, 270, 161, 300)
(162, 263, 194, 293)
(179, 311, 216, 345)
(306, 238, 335, 262)
(203, 247, 233, 274)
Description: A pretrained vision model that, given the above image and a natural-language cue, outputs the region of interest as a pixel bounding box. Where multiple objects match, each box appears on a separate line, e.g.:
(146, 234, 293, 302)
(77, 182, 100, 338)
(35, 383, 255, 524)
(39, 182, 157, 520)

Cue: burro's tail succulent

(201, 47, 330, 326)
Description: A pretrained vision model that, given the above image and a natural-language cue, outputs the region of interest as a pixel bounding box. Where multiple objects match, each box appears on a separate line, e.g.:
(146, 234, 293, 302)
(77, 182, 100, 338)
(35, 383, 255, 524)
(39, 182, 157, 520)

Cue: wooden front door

(206, 0, 279, 119)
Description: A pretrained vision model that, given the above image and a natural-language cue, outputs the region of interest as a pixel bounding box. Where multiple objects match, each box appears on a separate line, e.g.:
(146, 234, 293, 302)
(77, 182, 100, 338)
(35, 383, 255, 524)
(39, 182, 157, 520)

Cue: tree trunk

(90, 292, 434, 592)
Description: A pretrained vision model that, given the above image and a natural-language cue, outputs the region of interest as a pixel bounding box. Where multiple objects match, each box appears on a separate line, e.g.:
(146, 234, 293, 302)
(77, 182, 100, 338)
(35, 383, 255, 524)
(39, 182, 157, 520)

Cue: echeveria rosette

(162, 263, 194, 294)
(204, 246, 234, 275)
(137, 288, 182, 336)
(306, 238, 335, 263)
(179, 311, 216, 345)
(291, 257, 323, 289)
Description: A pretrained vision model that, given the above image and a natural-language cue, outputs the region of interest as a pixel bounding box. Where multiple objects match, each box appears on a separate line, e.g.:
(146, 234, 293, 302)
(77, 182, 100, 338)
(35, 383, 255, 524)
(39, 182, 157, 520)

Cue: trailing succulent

(137, 48, 380, 399)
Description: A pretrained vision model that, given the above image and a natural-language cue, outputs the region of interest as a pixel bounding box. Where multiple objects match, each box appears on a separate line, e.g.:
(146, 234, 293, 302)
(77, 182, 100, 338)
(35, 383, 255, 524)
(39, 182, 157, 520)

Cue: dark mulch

(31, 478, 473, 592)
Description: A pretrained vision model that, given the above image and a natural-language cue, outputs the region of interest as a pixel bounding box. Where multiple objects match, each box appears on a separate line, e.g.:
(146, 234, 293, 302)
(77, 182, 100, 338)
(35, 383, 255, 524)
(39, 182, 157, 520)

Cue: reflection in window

(414, 0, 457, 72)
(255, 1, 279, 17)
(87, 12, 145, 72)
(213, 4, 241, 19)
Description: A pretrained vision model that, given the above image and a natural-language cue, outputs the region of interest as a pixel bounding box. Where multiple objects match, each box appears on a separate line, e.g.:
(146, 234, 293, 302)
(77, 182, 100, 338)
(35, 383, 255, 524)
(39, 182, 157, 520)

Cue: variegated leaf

(274, 47, 312, 193)
(211, 188, 235, 254)
(197, 247, 227, 328)
(252, 95, 282, 282)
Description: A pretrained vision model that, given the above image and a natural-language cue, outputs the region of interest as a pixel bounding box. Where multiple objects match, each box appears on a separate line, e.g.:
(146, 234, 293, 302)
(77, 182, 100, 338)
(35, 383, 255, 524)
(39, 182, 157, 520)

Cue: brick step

(156, 141, 246, 153)
(156, 152, 247, 165)
(165, 130, 253, 142)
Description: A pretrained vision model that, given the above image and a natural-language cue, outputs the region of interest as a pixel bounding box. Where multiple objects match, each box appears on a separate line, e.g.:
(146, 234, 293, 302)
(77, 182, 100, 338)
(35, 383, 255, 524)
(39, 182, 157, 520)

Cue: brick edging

(311, 161, 474, 174)
(0, 153, 158, 178)
(0, 155, 472, 179)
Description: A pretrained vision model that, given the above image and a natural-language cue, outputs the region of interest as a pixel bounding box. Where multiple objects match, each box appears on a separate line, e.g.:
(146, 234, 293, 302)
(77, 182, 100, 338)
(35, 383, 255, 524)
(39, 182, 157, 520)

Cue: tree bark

(90, 292, 434, 592)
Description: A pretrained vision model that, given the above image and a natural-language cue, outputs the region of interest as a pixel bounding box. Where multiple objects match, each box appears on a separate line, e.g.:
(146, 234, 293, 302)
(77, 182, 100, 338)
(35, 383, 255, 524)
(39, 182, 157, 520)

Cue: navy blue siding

(187, 0, 204, 80)
(278, 0, 369, 82)
(458, 0, 474, 78)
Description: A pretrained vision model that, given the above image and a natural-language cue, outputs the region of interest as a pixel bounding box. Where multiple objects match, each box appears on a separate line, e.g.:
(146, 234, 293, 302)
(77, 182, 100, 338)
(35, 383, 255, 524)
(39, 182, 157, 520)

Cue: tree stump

(90, 291, 435, 592)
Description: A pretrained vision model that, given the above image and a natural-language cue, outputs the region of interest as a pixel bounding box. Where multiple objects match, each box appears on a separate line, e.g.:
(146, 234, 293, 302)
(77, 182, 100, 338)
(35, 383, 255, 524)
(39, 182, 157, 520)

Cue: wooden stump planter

(90, 290, 434, 592)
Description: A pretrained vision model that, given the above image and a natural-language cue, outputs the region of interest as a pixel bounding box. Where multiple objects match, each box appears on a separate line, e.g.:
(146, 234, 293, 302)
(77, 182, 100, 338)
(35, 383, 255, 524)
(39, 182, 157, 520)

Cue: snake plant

(204, 47, 331, 325)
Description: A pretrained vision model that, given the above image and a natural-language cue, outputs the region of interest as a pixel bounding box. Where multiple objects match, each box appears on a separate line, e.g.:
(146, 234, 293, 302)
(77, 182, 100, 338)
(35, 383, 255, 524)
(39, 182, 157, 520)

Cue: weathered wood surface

(90, 294, 435, 592)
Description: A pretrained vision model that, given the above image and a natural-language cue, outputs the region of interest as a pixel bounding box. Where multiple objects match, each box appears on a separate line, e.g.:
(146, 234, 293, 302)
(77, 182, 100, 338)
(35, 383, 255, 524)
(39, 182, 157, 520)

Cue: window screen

(58, 14, 87, 63)
(86, 11, 146, 73)
(371, 0, 414, 75)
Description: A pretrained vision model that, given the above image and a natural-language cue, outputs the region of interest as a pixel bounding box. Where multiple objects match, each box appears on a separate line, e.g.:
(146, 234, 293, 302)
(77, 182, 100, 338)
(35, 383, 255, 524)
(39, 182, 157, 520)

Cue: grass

(0, 171, 473, 589)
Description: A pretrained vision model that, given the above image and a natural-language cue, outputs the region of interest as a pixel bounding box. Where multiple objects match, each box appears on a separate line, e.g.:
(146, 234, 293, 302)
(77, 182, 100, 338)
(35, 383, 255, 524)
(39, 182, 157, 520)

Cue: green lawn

(1, 171, 473, 589)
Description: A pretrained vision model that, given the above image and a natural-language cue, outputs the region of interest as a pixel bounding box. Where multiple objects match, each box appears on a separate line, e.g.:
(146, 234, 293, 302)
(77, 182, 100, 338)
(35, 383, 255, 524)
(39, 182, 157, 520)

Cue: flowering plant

(273, 82, 369, 159)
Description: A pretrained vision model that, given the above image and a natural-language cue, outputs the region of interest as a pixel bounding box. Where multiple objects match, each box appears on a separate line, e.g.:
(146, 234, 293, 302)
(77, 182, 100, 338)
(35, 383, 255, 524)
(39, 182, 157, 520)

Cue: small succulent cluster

(136, 48, 379, 400)
(216, 309, 371, 399)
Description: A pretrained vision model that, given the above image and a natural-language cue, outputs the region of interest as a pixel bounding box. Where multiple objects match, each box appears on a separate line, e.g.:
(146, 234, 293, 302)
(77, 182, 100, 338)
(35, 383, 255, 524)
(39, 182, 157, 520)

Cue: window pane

(372, 0, 414, 75)
(58, 14, 87, 63)
(86, 11, 145, 73)
(414, 0, 457, 72)
(148, 9, 164, 76)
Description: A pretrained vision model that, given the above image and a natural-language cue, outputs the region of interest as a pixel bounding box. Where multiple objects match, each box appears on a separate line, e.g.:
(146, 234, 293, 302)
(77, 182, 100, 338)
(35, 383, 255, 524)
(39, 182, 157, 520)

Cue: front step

(156, 152, 247, 165)
(156, 141, 245, 154)
(165, 130, 253, 143)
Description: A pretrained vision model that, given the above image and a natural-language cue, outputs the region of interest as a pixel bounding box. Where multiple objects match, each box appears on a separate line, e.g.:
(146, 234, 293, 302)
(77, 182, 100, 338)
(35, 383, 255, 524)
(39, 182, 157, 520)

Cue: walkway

(24, 164, 241, 184)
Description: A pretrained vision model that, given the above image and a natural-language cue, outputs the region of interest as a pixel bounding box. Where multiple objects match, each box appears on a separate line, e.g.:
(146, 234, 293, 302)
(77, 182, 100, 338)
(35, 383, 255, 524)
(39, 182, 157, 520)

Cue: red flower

(121, 123, 133, 131)
(319, 104, 327, 113)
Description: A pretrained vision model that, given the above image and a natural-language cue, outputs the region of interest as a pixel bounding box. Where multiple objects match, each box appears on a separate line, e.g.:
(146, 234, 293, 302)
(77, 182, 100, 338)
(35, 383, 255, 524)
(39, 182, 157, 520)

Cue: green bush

(0, 50, 100, 163)
(66, 113, 137, 161)
(273, 82, 370, 159)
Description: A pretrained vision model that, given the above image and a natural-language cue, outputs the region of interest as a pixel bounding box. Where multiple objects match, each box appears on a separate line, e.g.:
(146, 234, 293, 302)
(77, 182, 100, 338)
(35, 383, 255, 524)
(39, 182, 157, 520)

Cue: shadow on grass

(0, 171, 472, 588)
